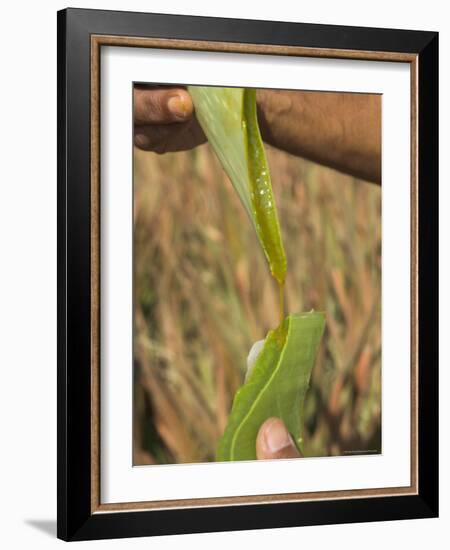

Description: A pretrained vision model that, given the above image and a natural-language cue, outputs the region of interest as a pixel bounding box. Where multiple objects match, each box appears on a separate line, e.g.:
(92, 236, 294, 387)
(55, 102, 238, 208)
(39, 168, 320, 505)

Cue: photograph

(132, 84, 382, 466)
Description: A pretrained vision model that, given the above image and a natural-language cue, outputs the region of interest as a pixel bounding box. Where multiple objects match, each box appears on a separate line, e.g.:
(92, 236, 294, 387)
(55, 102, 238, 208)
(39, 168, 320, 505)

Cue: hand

(256, 417, 302, 459)
(133, 85, 206, 154)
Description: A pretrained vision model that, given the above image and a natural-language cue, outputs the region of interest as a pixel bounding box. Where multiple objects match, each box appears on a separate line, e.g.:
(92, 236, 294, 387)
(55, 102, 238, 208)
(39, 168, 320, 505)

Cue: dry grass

(133, 138, 381, 465)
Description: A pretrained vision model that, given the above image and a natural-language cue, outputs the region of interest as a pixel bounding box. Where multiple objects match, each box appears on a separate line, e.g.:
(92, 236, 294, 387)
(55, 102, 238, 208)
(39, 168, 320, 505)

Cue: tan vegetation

(133, 140, 381, 465)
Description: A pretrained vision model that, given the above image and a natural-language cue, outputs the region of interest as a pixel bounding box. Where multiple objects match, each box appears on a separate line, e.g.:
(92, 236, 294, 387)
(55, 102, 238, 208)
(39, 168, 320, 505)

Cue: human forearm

(256, 89, 381, 184)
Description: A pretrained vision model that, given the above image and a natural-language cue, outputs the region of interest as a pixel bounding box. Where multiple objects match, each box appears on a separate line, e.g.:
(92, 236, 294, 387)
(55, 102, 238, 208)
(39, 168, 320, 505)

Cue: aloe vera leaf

(216, 312, 325, 462)
(188, 86, 287, 284)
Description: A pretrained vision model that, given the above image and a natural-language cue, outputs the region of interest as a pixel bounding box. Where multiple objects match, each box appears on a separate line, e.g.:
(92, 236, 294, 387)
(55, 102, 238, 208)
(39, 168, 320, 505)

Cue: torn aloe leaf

(216, 312, 325, 462)
(189, 86, 325, 461)
(188, 86, 287, 285)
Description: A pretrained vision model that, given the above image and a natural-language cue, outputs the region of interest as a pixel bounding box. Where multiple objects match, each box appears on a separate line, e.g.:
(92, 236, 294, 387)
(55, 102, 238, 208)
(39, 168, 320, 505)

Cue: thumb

(256, 417, 303, 460)
(134, 87, 193, 125)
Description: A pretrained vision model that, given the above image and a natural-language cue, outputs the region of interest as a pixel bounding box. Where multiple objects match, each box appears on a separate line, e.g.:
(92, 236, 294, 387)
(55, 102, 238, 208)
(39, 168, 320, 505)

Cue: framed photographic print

(57, 8, 438, 541)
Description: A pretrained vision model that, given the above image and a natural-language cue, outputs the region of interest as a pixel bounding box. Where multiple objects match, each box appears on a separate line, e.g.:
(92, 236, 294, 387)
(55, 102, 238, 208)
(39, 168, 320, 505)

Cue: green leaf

(216, 312, 325, 461)
(188, 86, 287, 284)
(188, 86, 325, 462)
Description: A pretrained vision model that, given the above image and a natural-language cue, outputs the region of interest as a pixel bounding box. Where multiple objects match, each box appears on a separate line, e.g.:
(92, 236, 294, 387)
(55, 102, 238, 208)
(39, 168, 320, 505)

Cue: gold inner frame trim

(90, 34, 419, 514)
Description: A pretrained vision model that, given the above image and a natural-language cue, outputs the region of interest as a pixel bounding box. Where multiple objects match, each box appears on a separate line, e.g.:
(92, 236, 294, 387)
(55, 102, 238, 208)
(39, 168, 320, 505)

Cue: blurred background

(133, 112, 381, 465)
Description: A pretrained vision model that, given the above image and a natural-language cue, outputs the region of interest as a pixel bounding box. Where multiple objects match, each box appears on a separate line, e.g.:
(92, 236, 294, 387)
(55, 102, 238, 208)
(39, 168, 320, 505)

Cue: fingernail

(264, 418, 294, 453)
(167, 95, 188, 119)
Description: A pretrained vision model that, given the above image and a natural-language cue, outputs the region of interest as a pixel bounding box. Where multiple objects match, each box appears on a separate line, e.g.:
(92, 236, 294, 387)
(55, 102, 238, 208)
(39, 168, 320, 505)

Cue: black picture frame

(57, 7, 438, 541)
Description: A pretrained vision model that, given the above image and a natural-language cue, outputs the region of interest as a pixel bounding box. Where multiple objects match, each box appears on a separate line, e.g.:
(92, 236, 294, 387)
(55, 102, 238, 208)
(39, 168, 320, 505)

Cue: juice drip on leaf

(243, 88, 287, 288)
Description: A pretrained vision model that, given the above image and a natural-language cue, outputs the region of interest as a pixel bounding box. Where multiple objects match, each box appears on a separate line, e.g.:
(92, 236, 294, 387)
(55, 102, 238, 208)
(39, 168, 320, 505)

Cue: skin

(134, 86, 206, 154)
(134, 85, 381, 184)
(134, 85, 381, 458)
(256, 417, 302, 459)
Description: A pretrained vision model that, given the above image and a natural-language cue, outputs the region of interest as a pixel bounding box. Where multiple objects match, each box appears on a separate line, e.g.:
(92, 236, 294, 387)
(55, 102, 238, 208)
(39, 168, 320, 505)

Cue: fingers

(133, 86, 206, 153)
(134, 87, 194, 125)
(256, 417, 303, 460)
(134, 118, 206, 154)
